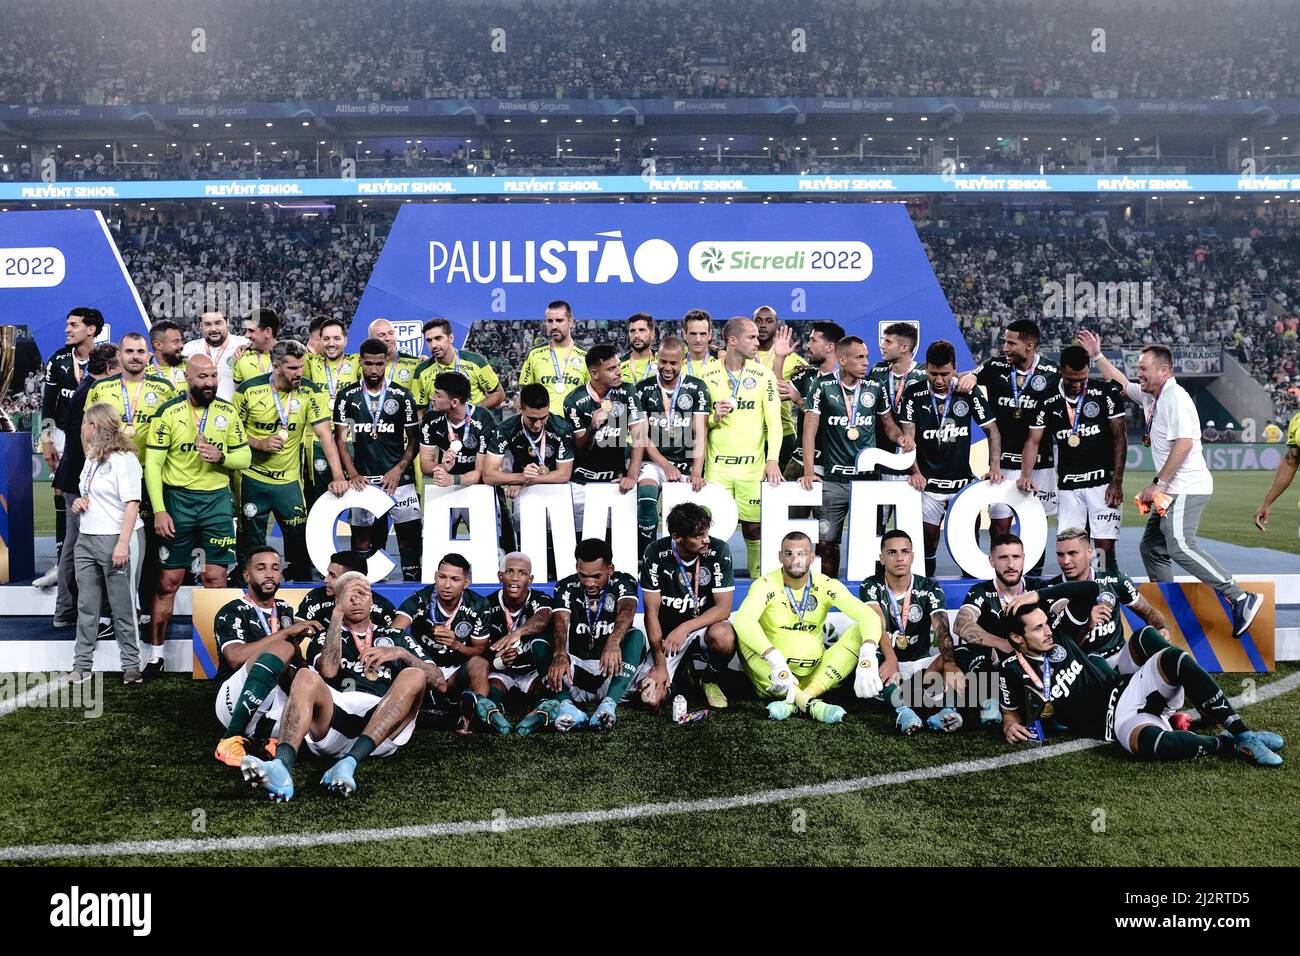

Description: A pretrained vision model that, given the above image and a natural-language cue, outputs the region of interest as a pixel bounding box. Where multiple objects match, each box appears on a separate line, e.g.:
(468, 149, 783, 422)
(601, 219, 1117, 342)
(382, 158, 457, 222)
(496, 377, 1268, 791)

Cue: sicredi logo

(687, 241, 873, 282)
(428, 231, 678, 285)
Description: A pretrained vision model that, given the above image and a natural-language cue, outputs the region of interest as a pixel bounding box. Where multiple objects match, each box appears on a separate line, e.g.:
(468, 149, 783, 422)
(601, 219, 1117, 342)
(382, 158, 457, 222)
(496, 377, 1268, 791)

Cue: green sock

(605, 629, 647, 703)
(1135, 724, 1228, 761)
(274, 742, 297, 772)
(227, 653, 285, 737)
(529, 637, 570, 702)
(745, 539, 761, 578)
(636, 485, 659, 557)
(885, 683, 907, 711)
(488, 686, 505, 705)
(346, 735, 376, 763)
(1159, 646, 1247, 734)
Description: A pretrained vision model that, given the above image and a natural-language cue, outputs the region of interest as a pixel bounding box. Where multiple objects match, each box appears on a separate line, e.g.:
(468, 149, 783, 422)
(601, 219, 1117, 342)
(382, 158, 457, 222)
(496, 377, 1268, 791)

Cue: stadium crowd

(1, 0, 1298, 105)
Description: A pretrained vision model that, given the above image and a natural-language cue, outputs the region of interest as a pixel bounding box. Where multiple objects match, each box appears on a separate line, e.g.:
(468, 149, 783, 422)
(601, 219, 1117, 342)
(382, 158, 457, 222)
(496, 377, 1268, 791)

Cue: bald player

(367, 318, 422, 392)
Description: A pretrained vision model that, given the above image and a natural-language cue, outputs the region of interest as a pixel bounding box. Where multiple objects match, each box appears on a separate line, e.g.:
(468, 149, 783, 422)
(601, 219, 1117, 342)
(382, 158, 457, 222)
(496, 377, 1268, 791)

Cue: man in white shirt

(181, 312, 249, 401)
(1080, 332, 1263, 637)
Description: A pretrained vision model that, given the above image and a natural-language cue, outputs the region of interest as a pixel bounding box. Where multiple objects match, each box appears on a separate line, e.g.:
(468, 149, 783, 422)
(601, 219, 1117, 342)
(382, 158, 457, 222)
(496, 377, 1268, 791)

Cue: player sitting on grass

(999, 591, 1284, 766)
(858, 530, 966, 735)
(213, 547, 322, 767)
(240, 572, 445, 801)
(543, 538, 647, 731)
(296, 549, 398, 630)
(734, 531, 884, 723)
(480, 552, 554, 736)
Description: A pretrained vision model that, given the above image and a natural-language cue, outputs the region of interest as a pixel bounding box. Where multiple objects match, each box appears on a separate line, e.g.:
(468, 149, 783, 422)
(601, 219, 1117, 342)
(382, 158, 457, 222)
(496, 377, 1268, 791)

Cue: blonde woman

(71, 403, 146, 684)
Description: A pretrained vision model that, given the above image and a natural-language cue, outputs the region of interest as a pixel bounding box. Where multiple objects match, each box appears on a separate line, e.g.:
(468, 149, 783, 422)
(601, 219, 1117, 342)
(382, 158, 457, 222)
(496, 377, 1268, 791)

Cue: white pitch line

(1, 670, 1296, 863)
(0, 674, 74, 719)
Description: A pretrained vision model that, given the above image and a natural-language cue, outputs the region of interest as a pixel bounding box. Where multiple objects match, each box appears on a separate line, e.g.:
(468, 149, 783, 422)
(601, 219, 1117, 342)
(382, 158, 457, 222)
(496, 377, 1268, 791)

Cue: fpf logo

(391, 320, 424, 357)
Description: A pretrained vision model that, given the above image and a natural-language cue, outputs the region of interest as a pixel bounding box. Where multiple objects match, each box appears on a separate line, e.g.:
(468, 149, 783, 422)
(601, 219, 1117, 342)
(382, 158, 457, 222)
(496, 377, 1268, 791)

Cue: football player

(483, 552, 555, 736)
(564, 344, 646, 531)
(621, 312, 657, 385)
(518, 300, 588, 413)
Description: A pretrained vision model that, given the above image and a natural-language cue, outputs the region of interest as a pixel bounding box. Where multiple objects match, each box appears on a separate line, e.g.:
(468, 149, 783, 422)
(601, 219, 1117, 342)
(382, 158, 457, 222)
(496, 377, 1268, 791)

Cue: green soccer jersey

(620, 351, 657, 386)
(297, 585, 397, 630)
(86, 373, 176, 457)
(972, 356, 1060, 470)
(147, 394, 247, 494)
(563, 381, 645, 483)
(419, 405, 495, 476)
(959, 577, 1051, 648)
(484, 587, 552, 642)
(146, 360, 188, 392)
(859, 573, 946, 663)
(634, 374, 710, 472)
(485, 413, 574, 474)
(553, 570, 640, 659)
(898, 381, 994, 492)
(305, 623, 431, 697)
(397, 586, 492, 666)
(699, 359, 783, 471)
(999, 633, 1121, 740)
(519, 342, 589, 413)
(41, 345, 91, 430)
(213, 594, 297, 675)
(414, 349, 500, 408)
(231, 348, 274, 386)
(303, 354, 360, 413)
(333, 381, 419, 482)
(806, 372, 891, 481)
(640, 535, 734, 634)
(386, 355, 422, 392)
(1045, 571, 1141, 658)
(233, 374, 330, 485)
(869, 359, 927, 476)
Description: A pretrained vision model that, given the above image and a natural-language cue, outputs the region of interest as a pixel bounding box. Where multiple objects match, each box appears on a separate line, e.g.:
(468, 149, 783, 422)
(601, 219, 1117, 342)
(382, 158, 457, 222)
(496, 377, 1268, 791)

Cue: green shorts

(160, 486, 237, 570)
(237, 472, 307, 541)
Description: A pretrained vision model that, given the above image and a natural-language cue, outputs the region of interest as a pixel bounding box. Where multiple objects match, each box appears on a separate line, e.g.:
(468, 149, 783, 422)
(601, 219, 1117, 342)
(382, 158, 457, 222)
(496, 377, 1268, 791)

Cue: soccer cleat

(592, 697, 618, 730)
(321, 756, 358, 796)
(475, 696, 514, 736)
(553, 700, 589, 732)
(515, 698, 561, 736)
(240, 756, 295, 802)
(1231, 592, 1263, 638)
(1232, 731, 1284, 767)
(455, 690, 478, 736)
(142, 658, 165, 681)
(896, 707, 923, 735)
(1253, 731, 1285, 752)
(214, 735, 249, 767)
(766, 700, 795, 721)
(702, 681, 729, 709)
(979, 697, 1001, 727)
(808, 700, 845, 724)
(926, 707, 963, 733)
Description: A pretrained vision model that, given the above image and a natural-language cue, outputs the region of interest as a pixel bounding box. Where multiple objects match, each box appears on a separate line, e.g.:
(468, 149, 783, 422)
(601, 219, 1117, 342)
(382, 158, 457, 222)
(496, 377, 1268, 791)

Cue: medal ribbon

(81, 459, 105, 500)
(447, 406, 474, 446)
(672, 545, 702, 611)
(686, 354, 711, 377)
(244, 596, 280, 636)
(884, 577, 913, 634)
(839, 376, 862, 434)
(725, 365, 745, 401)
(364, 382, 388, 425)
(785, 580, 813, 623)
(1062, 385, 1088, 441)
(660, 374, 684, 428)
(582, 583, 610, 636)
(348, 622, 375, 655)
(270, 387, 291, 432)
(522, 422, 548, 465)
(120, 378, 144, 427)
(1143, 381, 1164, 446)
(191, 404, 210, 442)
(1010, 356, 1039, 412)
(929, 387, 953, 426)
(549, 344, 573, 385)
(498, 592, 522, 633)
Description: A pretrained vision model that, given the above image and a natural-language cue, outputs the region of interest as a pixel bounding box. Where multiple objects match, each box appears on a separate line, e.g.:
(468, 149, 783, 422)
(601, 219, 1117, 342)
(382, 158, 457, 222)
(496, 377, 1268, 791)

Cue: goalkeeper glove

(766, 651, 795, 700)
(854, 649, 883, 700)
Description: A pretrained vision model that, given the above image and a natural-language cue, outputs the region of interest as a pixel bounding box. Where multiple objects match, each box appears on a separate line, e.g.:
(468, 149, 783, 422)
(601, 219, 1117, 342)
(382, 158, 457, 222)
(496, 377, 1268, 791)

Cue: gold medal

(123, 424, 136, 439)
(1067, 434, 1081, 448)
(600, 400, 612, 413)
(1142, 434, 1151, 447)
(538, 464, 550, 475)
(1014, 409, 1022, 420)
(893, 631, 910, 650)
(846, 426, 860, 441)
(447, 440, 463, 458)
(278, 428, 289, 442)
(1041, 702, 1055, 719)
(363, 663, 380, 681)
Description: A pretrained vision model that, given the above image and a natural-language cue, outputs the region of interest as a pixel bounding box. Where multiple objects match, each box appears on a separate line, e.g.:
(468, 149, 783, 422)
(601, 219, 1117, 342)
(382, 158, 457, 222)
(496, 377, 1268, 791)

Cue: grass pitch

(0, 666, 1296, 867)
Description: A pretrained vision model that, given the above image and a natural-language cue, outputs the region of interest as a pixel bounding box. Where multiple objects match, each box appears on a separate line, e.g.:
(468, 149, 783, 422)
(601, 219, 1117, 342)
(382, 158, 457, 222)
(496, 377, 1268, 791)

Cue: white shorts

(305, 686, 417, 758)
(215, 663, 288, 738)
(894, 652, 939, 681)
(922, 490, 957, 525)
(1114, 655, 1185, 755)
(662, 627, 708, 684)
(489, 665, 539, 695)
(989, 467, 1058, 518)
(567, 653, 655, 706)
(350, 480, 420, 526)
(1057, 485, 1122, 540)
(638, 461, 669, 485)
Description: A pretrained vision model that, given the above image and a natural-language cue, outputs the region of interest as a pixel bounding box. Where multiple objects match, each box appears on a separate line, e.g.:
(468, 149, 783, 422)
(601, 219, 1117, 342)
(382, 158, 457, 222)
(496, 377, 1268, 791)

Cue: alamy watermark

(1042, 273, 1152, 322)
(1, 672, 103, 718)
(149, 273, 261, 319)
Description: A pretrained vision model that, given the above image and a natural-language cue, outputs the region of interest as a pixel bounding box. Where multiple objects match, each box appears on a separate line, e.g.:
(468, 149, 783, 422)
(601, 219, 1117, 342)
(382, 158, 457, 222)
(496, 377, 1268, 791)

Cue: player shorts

(566, 631, 653, 705)
(215, 663, 288, 739)
(874, 648, 939, 681)
(1114, 655, 1184, 754)
(705, 464, 762, 523)
(661, 627, 709, 685)
(237, 473, 307, 535)
(1057, 485, 1122, 540)
(818, 481, 852, 542)
(305, 685, 417, 758)
(490, 664, 539, 695)
(160, 486, 237, 569)
(989, 467, 1058, 519)
(350, 478, 420, 526)
(637, 460, 692, 485)
(921, 490, 958, 525)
